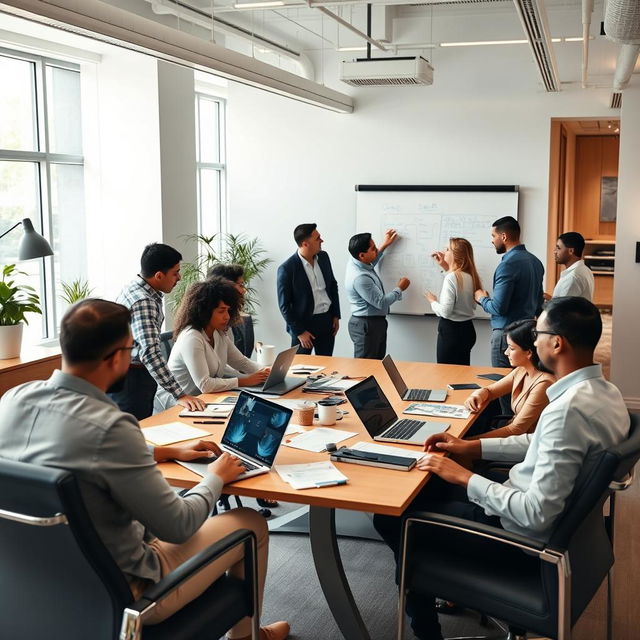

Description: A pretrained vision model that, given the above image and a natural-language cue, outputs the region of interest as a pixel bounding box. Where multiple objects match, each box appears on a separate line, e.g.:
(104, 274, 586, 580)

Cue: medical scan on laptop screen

(222, 392, 291, 466)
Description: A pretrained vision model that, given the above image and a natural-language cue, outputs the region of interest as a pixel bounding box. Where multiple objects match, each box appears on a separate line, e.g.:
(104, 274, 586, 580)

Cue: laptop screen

(381, 355, 408, 396)
(222, 392, 292, 466)
(262, 345, 299, 388)
(344, 376, 398, 438)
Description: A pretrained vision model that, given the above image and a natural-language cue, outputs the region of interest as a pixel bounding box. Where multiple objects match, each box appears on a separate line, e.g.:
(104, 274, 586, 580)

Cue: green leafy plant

(0, 264, 42, 326)
(60, 279, 94, 305)
(170, 233, 272, 316)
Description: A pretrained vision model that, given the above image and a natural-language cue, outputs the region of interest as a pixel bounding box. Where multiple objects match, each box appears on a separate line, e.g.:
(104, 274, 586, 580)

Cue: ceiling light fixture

(233, 1, 284, 8)
(336, 46, 368, 52)
(440, 39, 528, 47)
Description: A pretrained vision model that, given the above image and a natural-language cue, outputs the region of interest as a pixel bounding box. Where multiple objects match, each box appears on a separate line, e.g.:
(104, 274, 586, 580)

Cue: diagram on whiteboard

(356, 188, 519, 317)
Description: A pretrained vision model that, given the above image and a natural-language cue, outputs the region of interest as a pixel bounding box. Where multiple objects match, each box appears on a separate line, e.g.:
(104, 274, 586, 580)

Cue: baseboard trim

(624, 397, 640, 411)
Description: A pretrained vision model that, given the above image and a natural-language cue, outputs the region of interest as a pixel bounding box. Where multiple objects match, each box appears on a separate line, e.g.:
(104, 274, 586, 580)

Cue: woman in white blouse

(154, 278, 269, 412)
(425, 237, 482, 365)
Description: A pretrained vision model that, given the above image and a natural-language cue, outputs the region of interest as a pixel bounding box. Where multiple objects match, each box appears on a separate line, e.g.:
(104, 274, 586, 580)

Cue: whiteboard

(355, 186, 519, 317)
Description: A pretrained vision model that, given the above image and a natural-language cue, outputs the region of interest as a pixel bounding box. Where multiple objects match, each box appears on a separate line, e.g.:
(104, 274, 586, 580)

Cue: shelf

(592, 271, 615, 276)
(584, 255, 615, 260)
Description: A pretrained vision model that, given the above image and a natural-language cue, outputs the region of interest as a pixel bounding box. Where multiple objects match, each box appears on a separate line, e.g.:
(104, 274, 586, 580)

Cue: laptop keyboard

(240, 459, 260, 472)
(383, 419, 424, 440)
(407, 388, 431, 401)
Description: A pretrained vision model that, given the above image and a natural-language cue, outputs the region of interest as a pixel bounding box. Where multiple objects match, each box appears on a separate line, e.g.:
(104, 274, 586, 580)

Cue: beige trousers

(141, 507, 268, 638)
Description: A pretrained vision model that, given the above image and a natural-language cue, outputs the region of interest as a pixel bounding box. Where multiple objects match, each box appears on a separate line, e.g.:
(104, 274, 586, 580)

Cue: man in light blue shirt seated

(373, 296, 629, 640)
(344, 228, 410, 359)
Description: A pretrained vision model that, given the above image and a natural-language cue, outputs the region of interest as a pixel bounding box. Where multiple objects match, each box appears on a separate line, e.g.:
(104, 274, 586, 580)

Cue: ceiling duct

(604, 0, 640, 90)
(512, 0, 560, 92)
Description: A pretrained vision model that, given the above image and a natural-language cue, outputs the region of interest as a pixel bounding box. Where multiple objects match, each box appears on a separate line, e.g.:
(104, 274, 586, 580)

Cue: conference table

(143, 355, 509, 640)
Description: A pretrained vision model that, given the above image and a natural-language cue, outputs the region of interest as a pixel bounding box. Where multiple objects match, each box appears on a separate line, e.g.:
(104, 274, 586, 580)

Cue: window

(0, 48, 85, 342)
(195, 93, 226, 241)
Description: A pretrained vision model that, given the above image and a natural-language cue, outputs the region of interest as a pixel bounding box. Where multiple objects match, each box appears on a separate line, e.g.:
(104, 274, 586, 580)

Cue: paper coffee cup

(292, 401, 316, 426)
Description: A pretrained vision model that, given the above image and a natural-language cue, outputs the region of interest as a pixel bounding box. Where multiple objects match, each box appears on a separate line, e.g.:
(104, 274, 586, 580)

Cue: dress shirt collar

(546, 363, 603, 403)
(136, 275, 163, 301)
(500, 244, 526, 262)
(351, 256, 374, 271)
(562, 259, 583, 275)
(49, 369, 118, 407)
(297, 251, 317, 269)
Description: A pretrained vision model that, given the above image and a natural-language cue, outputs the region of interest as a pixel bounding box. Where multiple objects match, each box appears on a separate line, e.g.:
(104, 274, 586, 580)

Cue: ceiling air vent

(610, 92, 623, 109)
(340, 56, 434, 87)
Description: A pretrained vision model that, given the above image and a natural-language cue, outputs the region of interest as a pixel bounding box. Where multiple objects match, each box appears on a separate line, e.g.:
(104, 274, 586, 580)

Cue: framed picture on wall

(600, 177, 618, 222)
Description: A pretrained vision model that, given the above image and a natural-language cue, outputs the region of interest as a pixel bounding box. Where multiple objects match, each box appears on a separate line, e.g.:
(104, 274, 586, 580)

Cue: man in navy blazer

(277, 223, 340, 355)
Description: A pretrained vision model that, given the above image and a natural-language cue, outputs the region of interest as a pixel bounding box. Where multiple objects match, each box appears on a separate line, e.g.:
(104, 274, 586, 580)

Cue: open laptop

(382, 355, 448, 402)
(237, 345, 305, 396)
(176, 391, 292, 479)
(345, 376, 449, 445)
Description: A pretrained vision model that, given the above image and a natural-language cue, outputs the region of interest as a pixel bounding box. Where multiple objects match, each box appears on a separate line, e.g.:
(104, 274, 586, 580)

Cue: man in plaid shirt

(111, 243, 205, 419)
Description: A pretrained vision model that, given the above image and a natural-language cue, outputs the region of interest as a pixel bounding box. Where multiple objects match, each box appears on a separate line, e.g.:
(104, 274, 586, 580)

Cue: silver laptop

(345, 376, 449, 445)
(176, 392, 292, 479)
(237, 345, 305, 396)
(382, 355, 448, 402)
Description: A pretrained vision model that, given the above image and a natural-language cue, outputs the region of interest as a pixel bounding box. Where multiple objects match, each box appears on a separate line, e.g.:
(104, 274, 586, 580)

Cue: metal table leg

(309, 506, 371, 640)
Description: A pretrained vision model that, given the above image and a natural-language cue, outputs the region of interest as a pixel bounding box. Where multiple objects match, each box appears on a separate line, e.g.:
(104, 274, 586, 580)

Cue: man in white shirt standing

(546, 232, 595, 301)
(277, 223, 340, 355)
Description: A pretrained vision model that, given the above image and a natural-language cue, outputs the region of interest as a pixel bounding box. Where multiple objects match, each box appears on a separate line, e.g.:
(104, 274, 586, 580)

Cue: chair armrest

(402, 510, 547, 554)
(134, 528, 255, 612)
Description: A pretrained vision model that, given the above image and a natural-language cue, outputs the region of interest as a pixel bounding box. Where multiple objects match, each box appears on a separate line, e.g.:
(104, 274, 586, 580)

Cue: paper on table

(143, 422, 211, 446)
(276, 461, 348, 490)
(285, 423, 306, 435)
(179, 404, 233, 418)
(283, 427, 357, 452)
(403, 403, 470, 419)
(350, 441, 426, 461)
(288, 365, 325, 375)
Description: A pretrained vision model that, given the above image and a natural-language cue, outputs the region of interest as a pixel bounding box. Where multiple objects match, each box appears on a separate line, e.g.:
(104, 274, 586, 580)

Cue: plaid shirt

(117, 277, 183, 400)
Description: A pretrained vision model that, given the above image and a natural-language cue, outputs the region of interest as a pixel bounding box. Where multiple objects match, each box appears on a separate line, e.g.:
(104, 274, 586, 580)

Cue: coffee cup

(317, 400, 337, 426)
(292, 401, 316, 426)
(255, 342, 276, 367)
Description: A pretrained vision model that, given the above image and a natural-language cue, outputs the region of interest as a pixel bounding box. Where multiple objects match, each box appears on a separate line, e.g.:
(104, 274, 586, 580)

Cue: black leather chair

(159, 330, 175, 363)
(396, 412, 640, 640)
(0, 459, 259, 640)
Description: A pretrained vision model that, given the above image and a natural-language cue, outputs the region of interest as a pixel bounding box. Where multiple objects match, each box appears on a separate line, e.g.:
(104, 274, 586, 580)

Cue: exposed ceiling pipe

(306, 1, 388, 52)
(613, 43, 640, 89)
(581, 0, 594, 88)
(216, 0, 506, 13)
(604, 0, 640, 90)
(147, 0, 315, 79)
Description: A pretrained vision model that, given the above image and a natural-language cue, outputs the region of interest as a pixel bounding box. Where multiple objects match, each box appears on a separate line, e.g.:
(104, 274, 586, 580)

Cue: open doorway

(547, 118, 619, 378)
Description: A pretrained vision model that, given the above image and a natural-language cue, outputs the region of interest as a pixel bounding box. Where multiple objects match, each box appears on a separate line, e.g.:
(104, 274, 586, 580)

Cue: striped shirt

(117, 277, 183, 399)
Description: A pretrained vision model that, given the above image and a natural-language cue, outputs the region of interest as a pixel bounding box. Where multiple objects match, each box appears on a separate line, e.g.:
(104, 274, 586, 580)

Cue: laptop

(176, 391, 292, 480)
(237, 345, 305, 396)
(345, 376, 449, 445)
(382, 355, 448, 402)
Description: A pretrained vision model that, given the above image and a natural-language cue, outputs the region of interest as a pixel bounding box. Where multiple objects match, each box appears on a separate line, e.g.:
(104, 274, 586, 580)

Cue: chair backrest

(159, 330, 175, 362)
(545, 412, 640, 621)
(0, 459, 132, 640)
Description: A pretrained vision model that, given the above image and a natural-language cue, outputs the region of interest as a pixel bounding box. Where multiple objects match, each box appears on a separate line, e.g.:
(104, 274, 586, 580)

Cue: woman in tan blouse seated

(465, 318, 555, 439)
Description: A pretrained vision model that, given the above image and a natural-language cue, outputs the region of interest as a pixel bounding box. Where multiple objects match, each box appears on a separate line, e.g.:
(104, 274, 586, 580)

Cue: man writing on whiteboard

(474, 216, 544, 411)
(345, 229, 410, 359)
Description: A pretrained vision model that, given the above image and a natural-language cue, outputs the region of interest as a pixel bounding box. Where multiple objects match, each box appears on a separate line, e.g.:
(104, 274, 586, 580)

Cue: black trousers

(348, 315, 388, 360)
(373, 475, 503, 640)
(289, 311, 335, 356)
(436, 318, 476, 365)
(108, 366, 157, 421)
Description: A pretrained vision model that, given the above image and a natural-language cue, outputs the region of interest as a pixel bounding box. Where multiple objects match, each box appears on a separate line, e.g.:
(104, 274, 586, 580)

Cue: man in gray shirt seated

(373, 296, 629, 640)
(0, 299, 289, 640)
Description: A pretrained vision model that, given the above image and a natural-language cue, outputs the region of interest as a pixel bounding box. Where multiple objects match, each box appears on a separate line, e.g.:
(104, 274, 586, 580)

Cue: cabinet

(584, 239, 615, 308)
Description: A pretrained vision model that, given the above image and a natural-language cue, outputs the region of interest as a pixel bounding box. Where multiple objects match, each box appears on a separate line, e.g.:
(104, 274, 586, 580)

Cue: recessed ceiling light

(234, 1, 284, 8)
(440, 39, 528, 47)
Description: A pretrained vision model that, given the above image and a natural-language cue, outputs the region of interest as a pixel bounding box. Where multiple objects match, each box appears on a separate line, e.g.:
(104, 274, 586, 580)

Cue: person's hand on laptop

(416, 454, 473, 488)
(177, 394, 207, 412)
(154, 439, 222, 463)
(423, 432, 481, 458)
(208, 452, 246, 484)
(239, 368, 270, 387)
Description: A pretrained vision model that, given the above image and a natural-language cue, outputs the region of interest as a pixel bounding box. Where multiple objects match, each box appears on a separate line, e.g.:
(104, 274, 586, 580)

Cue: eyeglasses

(532, 330, 559, 340)
(103, 341, 138, 361)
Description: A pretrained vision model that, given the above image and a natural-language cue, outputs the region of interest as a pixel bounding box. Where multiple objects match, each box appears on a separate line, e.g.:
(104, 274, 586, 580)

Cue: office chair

(0, 459, 259, 640)
(396, 412, 640, 640)
(159, 330, 174, 363)
(232, 315, 255, 357)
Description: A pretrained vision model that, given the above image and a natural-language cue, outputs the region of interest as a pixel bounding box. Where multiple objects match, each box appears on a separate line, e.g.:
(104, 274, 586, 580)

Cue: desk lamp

(0, 218, 54, 260)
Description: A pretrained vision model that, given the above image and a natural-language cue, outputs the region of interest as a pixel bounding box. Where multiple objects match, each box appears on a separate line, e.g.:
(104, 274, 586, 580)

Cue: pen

(314, 479, 347, 487)
(193, 420, 226, 424)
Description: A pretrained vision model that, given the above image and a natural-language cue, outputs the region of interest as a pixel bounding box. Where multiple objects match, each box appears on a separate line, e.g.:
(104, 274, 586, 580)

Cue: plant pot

(0, 323, 24, 359)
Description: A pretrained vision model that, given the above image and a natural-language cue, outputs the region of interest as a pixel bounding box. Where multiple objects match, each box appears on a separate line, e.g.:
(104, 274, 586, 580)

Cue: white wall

(226, 44, 618, 366)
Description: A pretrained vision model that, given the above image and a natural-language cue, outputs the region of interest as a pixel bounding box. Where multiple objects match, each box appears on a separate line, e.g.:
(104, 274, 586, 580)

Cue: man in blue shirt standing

(474, 216, 544, 409)
(345, 229, 410, 359)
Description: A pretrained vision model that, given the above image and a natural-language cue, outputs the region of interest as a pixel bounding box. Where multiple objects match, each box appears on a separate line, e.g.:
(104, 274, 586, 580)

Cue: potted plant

(0, 264, 42, 359)
(60, 278, 94, 305)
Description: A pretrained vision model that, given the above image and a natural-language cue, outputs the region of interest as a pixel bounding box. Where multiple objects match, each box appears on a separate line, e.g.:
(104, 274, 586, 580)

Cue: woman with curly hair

(154, 277, 269, 411)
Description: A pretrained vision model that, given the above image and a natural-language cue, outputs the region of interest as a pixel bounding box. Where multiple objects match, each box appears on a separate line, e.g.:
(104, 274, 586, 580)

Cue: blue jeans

(491, 328, 512, 414)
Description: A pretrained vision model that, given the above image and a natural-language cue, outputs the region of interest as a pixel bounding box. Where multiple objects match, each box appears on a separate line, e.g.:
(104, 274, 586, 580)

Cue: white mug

(317, 401, 337, 426)
(255, 343, 276, 366)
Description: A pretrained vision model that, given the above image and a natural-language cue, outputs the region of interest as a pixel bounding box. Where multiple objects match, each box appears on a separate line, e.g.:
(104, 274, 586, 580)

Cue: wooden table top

(0, 343, 61, 371)
(144, 356, 509, 517)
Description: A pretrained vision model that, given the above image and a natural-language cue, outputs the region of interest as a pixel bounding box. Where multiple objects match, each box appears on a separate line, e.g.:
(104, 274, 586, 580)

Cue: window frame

(0, 46, 84, 340)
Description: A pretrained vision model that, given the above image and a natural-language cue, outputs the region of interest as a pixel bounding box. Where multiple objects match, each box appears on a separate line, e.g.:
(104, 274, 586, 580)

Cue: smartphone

(320, 395, 347, 405)
(447, 383, 481, 391)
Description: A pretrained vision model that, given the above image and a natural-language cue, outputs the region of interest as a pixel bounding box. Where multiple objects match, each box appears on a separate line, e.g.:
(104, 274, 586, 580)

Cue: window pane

(50, 163, 86, 323)
(198, 97, 220, 164)
(46, 66, 83, 155)
(0, 161, 39, 264)
(0, 56, 37, 151)
(199, 168, 221, 238)
(13, 261, 46, 344)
